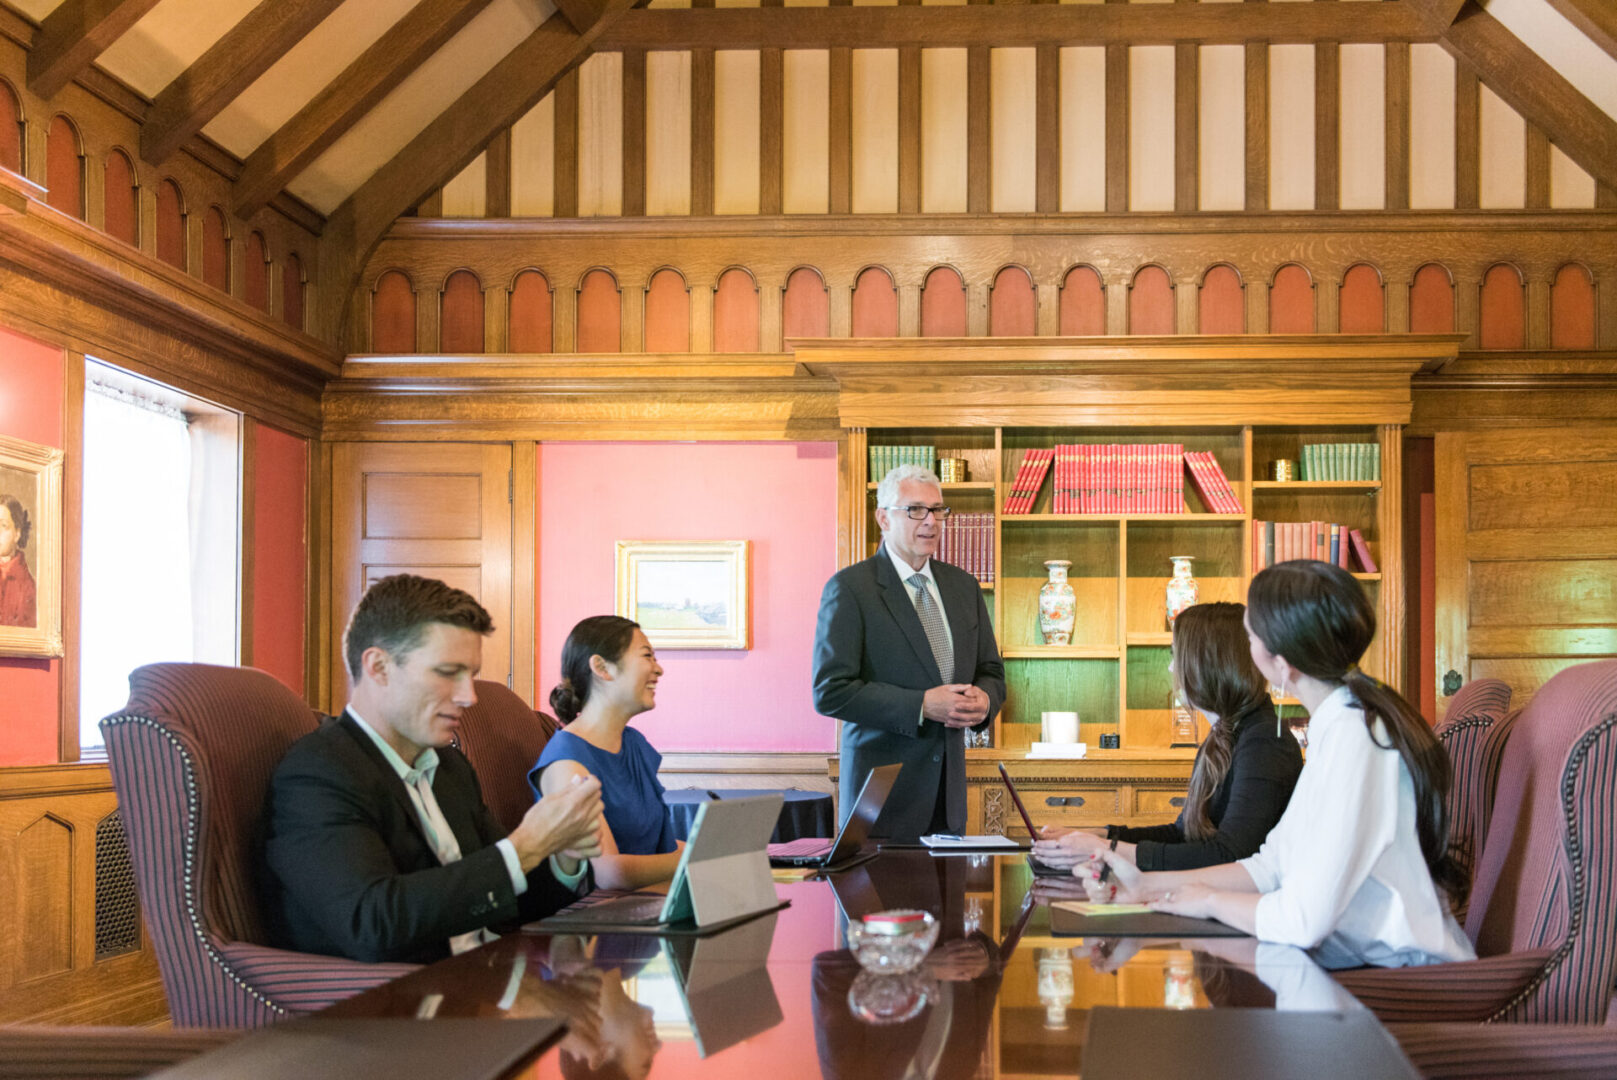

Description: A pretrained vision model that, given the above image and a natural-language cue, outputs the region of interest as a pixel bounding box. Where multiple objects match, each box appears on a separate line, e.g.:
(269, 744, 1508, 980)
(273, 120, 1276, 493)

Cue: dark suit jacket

(812, 546, 1005, 837)
(260, 712, 581, 964)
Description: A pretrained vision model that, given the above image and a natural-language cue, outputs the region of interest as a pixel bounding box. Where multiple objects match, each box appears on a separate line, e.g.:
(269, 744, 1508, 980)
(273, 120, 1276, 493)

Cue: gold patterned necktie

(909, 572, 954, 681)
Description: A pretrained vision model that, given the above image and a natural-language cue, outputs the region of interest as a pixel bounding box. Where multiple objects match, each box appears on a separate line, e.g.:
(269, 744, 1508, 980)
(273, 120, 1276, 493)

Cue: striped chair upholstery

(452, 679, 560, 834)
(101, 663, 416, 1028)
(1433, 678, 1513, 920)
(1388, 1022, 1617, 1079)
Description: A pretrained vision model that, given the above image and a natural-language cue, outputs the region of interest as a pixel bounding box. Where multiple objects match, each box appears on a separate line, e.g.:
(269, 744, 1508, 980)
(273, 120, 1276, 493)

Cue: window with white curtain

(79, 361, 239, 752)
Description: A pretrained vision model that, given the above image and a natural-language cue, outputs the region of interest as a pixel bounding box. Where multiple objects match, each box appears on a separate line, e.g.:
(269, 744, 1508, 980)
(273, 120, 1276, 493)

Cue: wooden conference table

(322, 850, 1400, 1079)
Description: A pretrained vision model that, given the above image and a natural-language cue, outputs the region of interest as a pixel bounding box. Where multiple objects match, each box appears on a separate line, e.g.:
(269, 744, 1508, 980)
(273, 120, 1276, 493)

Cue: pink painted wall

(536, 442, 839, 753)
(0, 324, 65, 766)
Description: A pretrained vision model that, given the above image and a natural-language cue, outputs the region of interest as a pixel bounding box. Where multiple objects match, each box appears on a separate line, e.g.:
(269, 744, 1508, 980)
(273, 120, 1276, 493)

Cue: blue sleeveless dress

(527, 727, 677, 856)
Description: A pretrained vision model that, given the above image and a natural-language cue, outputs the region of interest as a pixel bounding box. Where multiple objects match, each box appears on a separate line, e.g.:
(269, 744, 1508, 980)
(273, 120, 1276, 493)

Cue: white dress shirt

(1238, 686, 1476, 969)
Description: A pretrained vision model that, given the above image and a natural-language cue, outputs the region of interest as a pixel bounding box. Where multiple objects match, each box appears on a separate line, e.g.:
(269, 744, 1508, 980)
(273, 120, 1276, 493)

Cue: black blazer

(811, 546, 1005, 838)
(260, 713, 581, 964)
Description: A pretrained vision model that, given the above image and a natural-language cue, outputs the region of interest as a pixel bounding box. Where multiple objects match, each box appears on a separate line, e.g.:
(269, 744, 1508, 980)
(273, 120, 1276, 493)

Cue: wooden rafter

(551, 0, 606, 35)
(595, 1, 1432, 50)
(1408, 0, 1469, 31)
(232, 0, 497, 218)
(26, 0, 162, 99)
(140, 0, 345, 166)
(1442, 4, 1617, 191)
(1543, 0, 1617, 61)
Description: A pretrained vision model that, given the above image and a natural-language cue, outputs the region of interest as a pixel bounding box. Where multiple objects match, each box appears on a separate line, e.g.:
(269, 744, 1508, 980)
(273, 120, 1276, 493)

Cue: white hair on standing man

(876, 463, 943, 510)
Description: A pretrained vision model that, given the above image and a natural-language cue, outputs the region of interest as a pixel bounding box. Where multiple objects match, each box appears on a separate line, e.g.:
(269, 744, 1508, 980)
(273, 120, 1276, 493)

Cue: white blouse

(1238, 685, 1476, 968)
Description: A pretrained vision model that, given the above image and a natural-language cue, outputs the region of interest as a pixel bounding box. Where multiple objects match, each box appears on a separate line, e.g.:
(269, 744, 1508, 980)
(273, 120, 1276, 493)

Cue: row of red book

(1002, 445, 1244, 515)
(1252, 520, 1378, 574)
(937, 512, 995, 583)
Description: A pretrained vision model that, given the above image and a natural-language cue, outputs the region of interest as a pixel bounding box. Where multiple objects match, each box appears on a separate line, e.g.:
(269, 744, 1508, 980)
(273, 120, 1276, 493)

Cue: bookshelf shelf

(1252, 481, 1380, 494)
(865, 481, 996, 491)
(1002, 645, 1121, 660)
(1125, 632, 1173, 646)
(1352, 572, 1382, 581)
(1005, 513, 1239, 525)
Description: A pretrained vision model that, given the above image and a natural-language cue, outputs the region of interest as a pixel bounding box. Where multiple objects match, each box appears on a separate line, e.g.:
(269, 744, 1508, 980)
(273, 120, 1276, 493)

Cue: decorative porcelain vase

(1036, 947, 1075, 1030)
(1165, 556, 1200, 629)
(1038, 560, 1077, 645)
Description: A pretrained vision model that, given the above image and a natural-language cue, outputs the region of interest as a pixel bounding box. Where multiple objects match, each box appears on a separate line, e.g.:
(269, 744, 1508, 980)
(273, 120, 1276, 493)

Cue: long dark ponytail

(1246, 561, 1466, 902)
(1174, 602, 1273, 841)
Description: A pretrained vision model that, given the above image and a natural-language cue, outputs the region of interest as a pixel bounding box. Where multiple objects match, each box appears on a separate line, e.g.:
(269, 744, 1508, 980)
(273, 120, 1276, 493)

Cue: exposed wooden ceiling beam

(26, 0, 162, 99)
(551, 0, 606, 35)
(232, 0, 497, 218)
(1442, 4, 1617, 190)
(1543, 0, 1617, 61)
(139, 0, 345, 166)
(595, 1, 1432, 50)
(1408, 0, 1469, 31)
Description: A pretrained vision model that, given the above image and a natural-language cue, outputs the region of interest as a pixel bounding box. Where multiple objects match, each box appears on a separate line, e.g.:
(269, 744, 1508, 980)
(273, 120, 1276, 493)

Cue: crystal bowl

(847, 909, 940, 974)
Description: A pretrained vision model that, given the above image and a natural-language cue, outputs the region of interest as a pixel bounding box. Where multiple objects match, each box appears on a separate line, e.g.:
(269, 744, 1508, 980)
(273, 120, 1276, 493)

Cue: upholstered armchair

(451, 679, 560, 833)
(101, 663, 416, 1028)
(1432, 677, 1513, 920)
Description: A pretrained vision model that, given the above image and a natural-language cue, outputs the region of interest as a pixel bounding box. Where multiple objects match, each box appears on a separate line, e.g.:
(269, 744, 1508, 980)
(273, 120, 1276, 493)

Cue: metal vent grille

(94, 811, 141, 960)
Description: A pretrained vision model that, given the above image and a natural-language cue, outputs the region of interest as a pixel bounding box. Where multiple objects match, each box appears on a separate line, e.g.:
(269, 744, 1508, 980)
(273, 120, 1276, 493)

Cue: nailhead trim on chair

(101, 713, 290, 1019)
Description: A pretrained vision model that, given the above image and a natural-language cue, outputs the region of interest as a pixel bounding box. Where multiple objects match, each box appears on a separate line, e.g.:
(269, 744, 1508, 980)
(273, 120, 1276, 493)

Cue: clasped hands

(510, 773, 606, 871)
(923, 684, 991, 728)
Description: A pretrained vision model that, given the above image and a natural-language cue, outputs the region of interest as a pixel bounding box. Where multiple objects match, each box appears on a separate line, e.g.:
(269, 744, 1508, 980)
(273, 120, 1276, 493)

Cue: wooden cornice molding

(139, 0, 345, 166)
(232, 0, 498, 219)
(1441, 5, 1617, 191)
(595, 2, 1432, 50)
(1542, 0, 1617, 62)
(26, 0, 162, 100)
(0, 2, 35, 49)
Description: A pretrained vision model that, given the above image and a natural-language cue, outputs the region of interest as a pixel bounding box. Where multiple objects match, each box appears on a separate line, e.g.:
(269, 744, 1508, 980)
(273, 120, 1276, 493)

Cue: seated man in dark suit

(261, 574, 604, 964)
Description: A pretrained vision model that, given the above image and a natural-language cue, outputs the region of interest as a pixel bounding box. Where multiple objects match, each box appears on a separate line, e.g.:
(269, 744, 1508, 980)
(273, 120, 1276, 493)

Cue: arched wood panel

(1410, 263, 1455, 333)
(371, 270, 417, 353)
(577, 269, 621, 352)
(202, 207, 229, 292)
(713, 268, 759, 353)
(852, 267, 898, 337)
(1059, 266, 1105, 336)
(102, 150, 137, 245)
(1478, 263, 1525, 350)
(440, 270, 485, 353)
(283, 253, 305, 331)
(989, 265, 1035, 337)
(45, 115, 82, 219)
(0, 80, 21, 173)
(509, 270, 554, 353)
(643, 269, 688, 353)
(782, 267, 830, 339)
(1198, 265, 1244, 334)
(155, 179, 186, 271)
(1339, 263, 1385, 333)
(245, 231, 269, 312)
(921, 266, 967, 337)
(1550, 264, 1596, 350)
(1129, 266, 1174, 335)
(1269, 264, 1315, 333)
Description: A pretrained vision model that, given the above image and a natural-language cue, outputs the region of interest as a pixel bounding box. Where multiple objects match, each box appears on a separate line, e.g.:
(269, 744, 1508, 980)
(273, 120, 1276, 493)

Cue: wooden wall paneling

(692, 49, 716, 217)
(1314, 42, 1338, 212)
(485, 129, 512, 220)
(898, 47, 921, 215)
(1453, 268, 1480, 350)
(828, 277, 851, 340)
(622, 49, 646, 218)
(967, 46, 989, 215)
(1478, 264, 1524, 350)
(1244, 42, 1268, 210)
(829, 48, 851, 215)
(1378, 424, 1404, 684)
(1523, 272, 1550, 351)
(416, 271, 438, 352)
(1317, 271, 1340, 334)
(1524, 123, 1550, 210)
(619, 271, 644, 353)
(760, 47, 783, 217)
(897, 280, 920, 337)
(760, 274, 783, 353)
(1601, 182, 1617, 210)
(1105, 43, 1128, 214)
(1454, 60, 1479, 210)
(419, 190, 444, 218)
(690, 281, 715, 352)
(554, 69, 580, 219)
(484, 282, 508, 353)
(1550, 264, 1596, 350)
(310, 438, 332, 706)
(1175, 42, 1197, 214)
(240, 417, 259, 670)
(1385, 41, 1410, 211)
(58, 350, 84, 761)
(1036, 43, 1059, 214)
(512, 440, 536, 705)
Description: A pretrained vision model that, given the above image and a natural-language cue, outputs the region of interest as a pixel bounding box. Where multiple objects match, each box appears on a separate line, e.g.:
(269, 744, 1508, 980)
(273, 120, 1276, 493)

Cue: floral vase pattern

(1165, 556, 1200, 629)
(1039, 560, 1076, 645)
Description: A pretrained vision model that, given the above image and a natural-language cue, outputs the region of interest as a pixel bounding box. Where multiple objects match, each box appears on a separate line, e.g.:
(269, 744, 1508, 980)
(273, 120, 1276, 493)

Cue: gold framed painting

(0, 432, 64, 658)
(615, 540, 750, 650)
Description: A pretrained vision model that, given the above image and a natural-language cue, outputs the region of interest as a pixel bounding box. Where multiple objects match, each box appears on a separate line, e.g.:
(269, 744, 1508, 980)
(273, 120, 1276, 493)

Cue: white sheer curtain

(80, 381, 195, 750)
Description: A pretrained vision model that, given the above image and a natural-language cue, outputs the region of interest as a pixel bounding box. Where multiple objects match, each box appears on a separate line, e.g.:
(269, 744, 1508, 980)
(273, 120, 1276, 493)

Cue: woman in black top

(1032, 602, 1302, 872)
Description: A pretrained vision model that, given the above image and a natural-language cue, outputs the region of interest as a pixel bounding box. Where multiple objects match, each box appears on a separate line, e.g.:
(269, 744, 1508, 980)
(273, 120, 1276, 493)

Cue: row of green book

(1300, 443, 1380, 482)
(868, 445, 935, 479)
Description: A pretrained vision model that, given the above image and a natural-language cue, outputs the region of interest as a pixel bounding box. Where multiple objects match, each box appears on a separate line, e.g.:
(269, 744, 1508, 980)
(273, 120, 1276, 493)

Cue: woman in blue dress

(529, 615, 682, 890)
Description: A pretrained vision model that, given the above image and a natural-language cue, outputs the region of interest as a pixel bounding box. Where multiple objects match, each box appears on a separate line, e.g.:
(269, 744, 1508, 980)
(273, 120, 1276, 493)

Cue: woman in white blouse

(1085, 560, 1475, 968)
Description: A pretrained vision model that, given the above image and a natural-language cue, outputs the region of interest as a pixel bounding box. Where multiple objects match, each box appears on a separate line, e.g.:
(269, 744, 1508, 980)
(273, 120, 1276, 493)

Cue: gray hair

(876, 463, 943, 510)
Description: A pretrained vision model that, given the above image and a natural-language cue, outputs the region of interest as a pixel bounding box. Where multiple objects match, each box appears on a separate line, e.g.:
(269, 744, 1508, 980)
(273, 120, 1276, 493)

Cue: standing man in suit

(813, 464, 1006, 838)
(261, 574, 605, 964)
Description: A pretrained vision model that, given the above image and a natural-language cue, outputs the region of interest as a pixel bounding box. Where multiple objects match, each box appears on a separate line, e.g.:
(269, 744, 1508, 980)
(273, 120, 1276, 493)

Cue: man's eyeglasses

(885, 504, 953, 521)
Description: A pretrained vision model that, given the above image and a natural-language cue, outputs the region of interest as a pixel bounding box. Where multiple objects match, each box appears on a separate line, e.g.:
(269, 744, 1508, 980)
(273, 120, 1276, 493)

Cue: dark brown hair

(343, 574, 493, 678)
(0, 495, 30, 550)
(1174, 602, 1272, 841)
(550, 615, 641, 723)
(1246, 560, 1466, 901)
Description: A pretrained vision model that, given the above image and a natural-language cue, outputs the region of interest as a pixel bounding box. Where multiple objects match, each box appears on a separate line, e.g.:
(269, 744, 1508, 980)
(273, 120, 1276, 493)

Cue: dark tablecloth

(664, 788, 835, 843)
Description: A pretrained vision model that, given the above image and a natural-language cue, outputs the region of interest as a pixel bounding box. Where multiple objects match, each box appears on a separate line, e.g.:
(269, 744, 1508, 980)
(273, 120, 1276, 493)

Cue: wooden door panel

(364, 565, 484, 597)
(1466, 461, 1617, 529)
(363, 474, 485, 538)
(1468, 559, 1617, 627)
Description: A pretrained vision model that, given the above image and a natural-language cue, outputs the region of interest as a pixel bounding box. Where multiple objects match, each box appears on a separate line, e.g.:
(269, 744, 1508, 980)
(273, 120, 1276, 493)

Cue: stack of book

(1251, 520, 1378, 573)
(1003, 445, 1244, 515)
(869, 445, 935, 479)
(937, 512, 994, 583)
(1002, 449, 1055, 514)
(1299, 443, 1381, 481)
(1183, 451, 1244, 513)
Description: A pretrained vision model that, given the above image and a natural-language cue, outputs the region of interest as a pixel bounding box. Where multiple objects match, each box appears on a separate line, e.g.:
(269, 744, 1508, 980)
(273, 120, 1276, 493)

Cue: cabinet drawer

(1022, 787, 1119, 828)
(1134, 789, 1188, 819)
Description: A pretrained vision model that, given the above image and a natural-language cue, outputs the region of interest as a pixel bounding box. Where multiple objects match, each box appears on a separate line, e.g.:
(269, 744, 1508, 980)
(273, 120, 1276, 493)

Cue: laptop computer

(660, 912, 784, 1057)
(532, 794, 787, 935)
(768, 763, 901, 871)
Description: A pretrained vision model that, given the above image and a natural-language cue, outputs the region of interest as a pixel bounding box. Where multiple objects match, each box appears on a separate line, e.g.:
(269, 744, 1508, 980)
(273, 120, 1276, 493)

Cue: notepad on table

(1052, 900, 1155, 916)
(919, 834, 1019, 849)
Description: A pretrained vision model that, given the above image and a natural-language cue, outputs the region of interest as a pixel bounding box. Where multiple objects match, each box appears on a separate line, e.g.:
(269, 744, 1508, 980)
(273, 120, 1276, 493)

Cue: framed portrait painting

(0, 433, 64, 658)
(615, 540, 749, 650)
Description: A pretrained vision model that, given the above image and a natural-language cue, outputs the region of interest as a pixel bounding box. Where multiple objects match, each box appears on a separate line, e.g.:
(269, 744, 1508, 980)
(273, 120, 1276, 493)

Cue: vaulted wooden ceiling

(4, 0, 1616, 247)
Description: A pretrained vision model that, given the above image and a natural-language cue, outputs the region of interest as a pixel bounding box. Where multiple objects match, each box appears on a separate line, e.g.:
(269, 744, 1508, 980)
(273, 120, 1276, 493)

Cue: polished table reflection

(322, 851, 1372, 1079)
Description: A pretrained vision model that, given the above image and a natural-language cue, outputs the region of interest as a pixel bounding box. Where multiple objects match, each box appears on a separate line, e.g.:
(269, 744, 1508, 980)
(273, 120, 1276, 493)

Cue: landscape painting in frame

(615, 540, 749, 650)
(0, 432, 65, 658)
